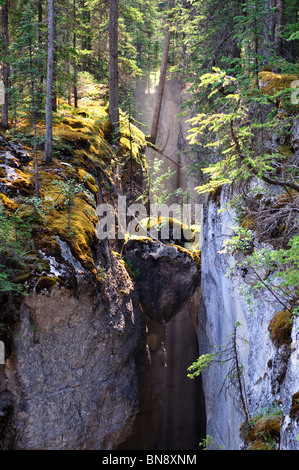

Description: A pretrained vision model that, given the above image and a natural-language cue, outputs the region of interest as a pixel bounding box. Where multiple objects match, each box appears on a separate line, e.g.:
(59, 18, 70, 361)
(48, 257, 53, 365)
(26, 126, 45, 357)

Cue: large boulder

(123, 237, 201, 324)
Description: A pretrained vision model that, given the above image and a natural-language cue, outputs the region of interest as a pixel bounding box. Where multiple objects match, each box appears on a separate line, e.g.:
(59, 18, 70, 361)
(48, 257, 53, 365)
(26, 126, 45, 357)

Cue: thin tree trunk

(43, 0, 55, 164)
(52, 19, 57, 112)
(109, 0, 120, 138)
(66, 28, 72, 105)
(81, 0, 92, 72)
(73, 0, 78, 108)
(1, 1, 10, 129)
(36, 0, 44, 114)
(262, 0, 276, 62)
(28, 37, 39, 197)
(149, 0, 174, 145)
(274, 0, 284, 56)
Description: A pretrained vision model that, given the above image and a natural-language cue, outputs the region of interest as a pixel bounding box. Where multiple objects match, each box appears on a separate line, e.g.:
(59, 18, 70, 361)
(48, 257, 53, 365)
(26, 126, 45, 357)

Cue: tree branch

(230, 120, 299, 193)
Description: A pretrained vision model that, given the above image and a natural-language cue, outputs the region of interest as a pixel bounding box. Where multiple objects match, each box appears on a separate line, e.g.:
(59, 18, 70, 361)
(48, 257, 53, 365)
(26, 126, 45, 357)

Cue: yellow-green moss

(0, 75, 147, 279)
(268, 310, 292, 347)
(0, 193, 19, 211)
(43, 195, 98, 273)
(78, 168, 99, 196)
(173, 243, 201, 269)
(138, 216, 200, 241)
(259, 71, 299, 96)
(0, 167, 34, 195)
(278, 145, 293, 157)
(35, 275, 60, 292)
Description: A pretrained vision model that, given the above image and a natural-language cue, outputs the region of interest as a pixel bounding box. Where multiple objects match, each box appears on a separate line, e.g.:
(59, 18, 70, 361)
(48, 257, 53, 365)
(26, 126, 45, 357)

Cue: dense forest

(0, 0, 298, 451)
(1, 0, 298, 324)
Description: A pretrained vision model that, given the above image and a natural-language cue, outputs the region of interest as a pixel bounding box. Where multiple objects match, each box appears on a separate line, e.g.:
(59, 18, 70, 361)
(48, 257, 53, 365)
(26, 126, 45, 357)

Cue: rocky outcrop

(0, 250, 143, 450)
(122, 237, 201, 324)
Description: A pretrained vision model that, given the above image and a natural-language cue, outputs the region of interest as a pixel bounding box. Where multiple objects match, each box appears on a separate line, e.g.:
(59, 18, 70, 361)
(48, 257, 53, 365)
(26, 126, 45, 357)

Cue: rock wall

(198, 190, 299, 450)
(0, 254, 143, 449)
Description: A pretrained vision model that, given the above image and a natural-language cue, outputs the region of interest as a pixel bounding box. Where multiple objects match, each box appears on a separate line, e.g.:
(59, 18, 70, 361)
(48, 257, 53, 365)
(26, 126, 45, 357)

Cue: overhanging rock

(122, 237, 201, 324)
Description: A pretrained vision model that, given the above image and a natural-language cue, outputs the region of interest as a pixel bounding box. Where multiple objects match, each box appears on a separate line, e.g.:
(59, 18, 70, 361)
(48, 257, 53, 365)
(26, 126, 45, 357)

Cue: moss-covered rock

(289, 391, 299, 421)
(268, 310, 292, 348)
(259, 71, 298, 96)
(241, 412, 282, 450)
(35, 275, 61, 293)
(0, 74, 148, 285)
(137, 216, 200, 248)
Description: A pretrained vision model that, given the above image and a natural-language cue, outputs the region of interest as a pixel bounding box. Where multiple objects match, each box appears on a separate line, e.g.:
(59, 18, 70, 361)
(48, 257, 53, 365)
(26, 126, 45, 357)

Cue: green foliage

(220, 230, 299, 315)
(0, 203, 33, 294)
(51, 179, 85, 230)
(198, 435, 225, 451)
(125, 259, 140, 278)
(97, 267, 107, 283)
(218, 226, 254, 256)
(186, 68, 298, 196)
(188, 322, 250, 422)
(138, 157, 184, 206)
(187, 352, 218, 379)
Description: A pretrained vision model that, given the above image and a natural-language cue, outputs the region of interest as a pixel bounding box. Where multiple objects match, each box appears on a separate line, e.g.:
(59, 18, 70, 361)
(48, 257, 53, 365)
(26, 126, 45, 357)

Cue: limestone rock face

(0, 270, 142, 450)
(198, 189, 299, 450)
(123, 238, 201, 324)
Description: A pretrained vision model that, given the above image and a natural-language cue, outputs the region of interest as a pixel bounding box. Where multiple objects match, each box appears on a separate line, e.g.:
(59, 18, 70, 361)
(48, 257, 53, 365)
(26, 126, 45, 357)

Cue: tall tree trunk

(43, 0, 55, 164)
(52, 20, 58, 112)
(66, 27, 72, 106)
(149, 0, 174, 145)
(262, 0, 276, 62)
(28, 36, 39, 197)
(1, 1, 10, 129)
(109, 0, 120, 139)
(73, 0, 78, 108)
(274, 0, 284, 56)
(36, 0, 44, 114)
(81, 0, 92, 72)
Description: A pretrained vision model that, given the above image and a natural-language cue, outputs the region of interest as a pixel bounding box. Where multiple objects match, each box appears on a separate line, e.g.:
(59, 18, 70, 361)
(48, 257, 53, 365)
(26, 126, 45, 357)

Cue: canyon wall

(0, 248, 143, 449)
(136, 76, 299, 450)
(198, 190, 299, 449)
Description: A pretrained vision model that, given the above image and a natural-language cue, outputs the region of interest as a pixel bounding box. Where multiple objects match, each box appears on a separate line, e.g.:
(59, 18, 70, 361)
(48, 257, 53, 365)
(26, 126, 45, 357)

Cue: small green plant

(125, 259, 140, 278)
(137, 158, 177, 205)
(241, 404, 283, 450)
(0, 202, 34, 294)
(51, 179, 85, 230)
(23, 196, 51, 219)
(220, 233, 299, 316)
(218, 226, 254, 256)
(97, 267, 107, 283)
(199, 435, 225, 450)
